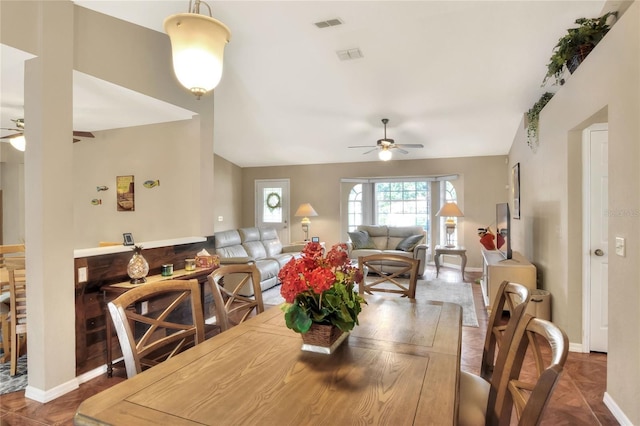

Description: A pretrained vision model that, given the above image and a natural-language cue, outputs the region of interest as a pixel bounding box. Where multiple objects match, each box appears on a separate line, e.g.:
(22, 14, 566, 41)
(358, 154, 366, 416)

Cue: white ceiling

(2, 1, 609, 167)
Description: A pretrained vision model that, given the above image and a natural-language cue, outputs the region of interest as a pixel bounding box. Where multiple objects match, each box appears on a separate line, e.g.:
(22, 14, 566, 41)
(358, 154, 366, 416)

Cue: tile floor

(0, 267, 619, 425)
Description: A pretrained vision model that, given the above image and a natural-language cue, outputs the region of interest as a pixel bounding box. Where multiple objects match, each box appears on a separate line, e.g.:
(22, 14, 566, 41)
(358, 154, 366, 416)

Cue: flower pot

(567, 43, 594, 74)
(300, 323, 349, 354)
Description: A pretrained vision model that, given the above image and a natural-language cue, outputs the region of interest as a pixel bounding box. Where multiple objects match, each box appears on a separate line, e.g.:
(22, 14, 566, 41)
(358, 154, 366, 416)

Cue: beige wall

(72, 120, 203, 248)
(241, 156, 508, 269)
(508, 2, 639, 422)
(213, 154, 243, 231)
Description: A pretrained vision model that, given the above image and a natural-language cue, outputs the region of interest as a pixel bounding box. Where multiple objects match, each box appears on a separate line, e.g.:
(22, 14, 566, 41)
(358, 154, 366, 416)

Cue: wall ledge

(74, 236, 206, 258)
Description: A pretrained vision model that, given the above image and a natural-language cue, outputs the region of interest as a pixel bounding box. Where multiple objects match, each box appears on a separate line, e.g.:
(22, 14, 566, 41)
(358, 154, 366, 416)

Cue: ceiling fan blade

(392, 146, 409, 154)
(348, 145, 377, 149)
(73, 131, 95, 138)
(395, 143, 424, 149)
(362, 147, 379, 155)
(1, 127, 21, 132)
(0, 133, 23, 140)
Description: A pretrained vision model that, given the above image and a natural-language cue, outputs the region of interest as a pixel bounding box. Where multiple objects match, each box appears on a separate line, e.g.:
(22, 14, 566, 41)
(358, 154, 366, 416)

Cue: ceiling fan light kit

(349, 118, 424, 161)
(1, 118, 95, 150)
(378, 147, 392, 161)
(164, 0, 231, 99)
(10, 135, 26, 152)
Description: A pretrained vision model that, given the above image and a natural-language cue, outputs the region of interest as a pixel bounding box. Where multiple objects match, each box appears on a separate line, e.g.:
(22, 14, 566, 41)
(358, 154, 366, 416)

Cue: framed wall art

(512, 163, 521, 219)
(116, 175, 135, 211)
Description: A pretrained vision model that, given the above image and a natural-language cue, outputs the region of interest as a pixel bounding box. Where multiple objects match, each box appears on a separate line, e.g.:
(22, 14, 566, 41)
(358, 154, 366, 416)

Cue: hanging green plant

(265, 192, 282, 212)
(526, 92, 554, 151)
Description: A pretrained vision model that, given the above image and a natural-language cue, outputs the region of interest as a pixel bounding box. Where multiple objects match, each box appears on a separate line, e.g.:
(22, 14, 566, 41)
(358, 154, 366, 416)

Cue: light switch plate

(78, 267, 88, 283)
(615, 237, 625, 257)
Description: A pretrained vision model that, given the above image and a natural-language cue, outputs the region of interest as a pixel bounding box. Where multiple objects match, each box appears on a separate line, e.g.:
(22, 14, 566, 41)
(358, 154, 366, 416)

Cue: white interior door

(255, 179, 290, 244)
(583, 124, 608, 353)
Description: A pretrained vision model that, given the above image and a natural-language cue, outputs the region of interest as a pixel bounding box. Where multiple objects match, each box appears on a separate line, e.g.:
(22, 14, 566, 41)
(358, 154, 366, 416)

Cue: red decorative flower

(278, 242, 366, 334)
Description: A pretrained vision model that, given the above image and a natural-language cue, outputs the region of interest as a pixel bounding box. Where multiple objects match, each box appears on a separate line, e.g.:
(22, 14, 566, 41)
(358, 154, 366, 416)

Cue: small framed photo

(311, 236, 320, 243)
(123, 233, 134, 246)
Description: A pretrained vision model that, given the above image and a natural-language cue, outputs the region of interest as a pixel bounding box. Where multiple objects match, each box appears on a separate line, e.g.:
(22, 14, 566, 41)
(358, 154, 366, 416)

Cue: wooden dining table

(74, 295, 462, 425)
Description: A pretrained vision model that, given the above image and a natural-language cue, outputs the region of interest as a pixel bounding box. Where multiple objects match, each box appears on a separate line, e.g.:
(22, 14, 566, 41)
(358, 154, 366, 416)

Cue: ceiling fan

(348, 118, 424, 161)
(1, 118, 95, 151)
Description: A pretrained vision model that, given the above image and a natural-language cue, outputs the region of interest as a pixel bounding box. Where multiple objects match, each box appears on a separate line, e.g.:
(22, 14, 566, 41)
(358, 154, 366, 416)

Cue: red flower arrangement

(278, 242, 366, 334)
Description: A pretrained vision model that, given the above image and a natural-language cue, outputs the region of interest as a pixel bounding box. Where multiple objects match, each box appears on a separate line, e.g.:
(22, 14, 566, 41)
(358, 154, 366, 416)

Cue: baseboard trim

(603, 392, 633, 425)
(569, 342, 587, 353)
(24, 378, 79, 403)
(77, 364, 108, 385)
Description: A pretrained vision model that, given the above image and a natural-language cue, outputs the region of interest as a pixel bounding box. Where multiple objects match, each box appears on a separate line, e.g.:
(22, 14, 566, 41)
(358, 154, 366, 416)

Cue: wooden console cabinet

(74, 237, 215, 376)
(480, 249, 536, 311)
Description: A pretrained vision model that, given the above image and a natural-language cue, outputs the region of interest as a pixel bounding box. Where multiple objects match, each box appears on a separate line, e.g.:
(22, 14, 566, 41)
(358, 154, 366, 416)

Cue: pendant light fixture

(164, 0, 231, 99)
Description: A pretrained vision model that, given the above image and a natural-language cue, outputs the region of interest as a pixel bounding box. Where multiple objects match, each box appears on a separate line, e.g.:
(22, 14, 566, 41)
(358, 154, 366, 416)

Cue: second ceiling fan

(349, 118, 424, 161)
(0, 118, 95, 151)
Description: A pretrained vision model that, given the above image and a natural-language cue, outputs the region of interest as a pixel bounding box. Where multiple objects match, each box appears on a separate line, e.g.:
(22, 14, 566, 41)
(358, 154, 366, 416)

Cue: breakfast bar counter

(74, 295, 462, 425)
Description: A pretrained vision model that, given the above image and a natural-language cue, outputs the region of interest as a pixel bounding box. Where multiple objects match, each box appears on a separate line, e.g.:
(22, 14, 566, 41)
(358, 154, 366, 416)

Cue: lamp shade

(164, 13, 231, 98)
(436, 202, 464, 218)
(295, 203, 318, 219)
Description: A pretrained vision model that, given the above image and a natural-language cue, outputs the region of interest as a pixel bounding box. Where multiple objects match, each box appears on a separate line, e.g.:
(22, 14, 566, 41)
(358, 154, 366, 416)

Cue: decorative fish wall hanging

(96, 186, 109, 192)
(143, 180, 160, 188)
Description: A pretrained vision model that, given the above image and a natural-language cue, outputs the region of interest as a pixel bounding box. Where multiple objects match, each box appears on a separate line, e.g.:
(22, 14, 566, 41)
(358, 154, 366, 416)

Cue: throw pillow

(396, 234, 424, 252)
(348, 230, 376, 250)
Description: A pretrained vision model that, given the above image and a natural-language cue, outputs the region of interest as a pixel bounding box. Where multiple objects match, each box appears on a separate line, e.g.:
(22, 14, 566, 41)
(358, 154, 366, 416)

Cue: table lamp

(436, 202, 464, 248)
(295, 203, 318, 241)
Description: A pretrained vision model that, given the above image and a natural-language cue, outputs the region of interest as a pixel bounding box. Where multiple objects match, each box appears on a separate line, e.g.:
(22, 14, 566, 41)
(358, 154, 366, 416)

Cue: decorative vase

(127, 246, 149, 284)
(300, 323, 349, 354)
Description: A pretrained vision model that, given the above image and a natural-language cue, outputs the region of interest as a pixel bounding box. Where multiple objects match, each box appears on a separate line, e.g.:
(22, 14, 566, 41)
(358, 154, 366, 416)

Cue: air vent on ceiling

(336, 48, 364, 61)
(314, 18, 343, 29)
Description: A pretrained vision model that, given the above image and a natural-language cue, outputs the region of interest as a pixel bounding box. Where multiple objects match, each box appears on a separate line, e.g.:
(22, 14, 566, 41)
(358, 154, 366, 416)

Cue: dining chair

(8, 268, 27, 376)
(1, 245, 25, 364)
(458, 280, 530, 425)
(207, 263, 264, 332)
(357, 254, 419, 298)
(107, 279, 205, 379)
(488, 314, 569, 425)
(459, 312, 568, 426)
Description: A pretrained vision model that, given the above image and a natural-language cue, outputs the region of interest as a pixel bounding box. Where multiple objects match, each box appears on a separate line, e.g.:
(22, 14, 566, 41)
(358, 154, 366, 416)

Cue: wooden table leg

(460, 252, 467, 281)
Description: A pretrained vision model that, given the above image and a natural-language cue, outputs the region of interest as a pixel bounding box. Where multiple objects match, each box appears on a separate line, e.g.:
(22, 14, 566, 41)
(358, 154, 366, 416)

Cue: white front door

(583, 123, 608, 353)
(255, 179, 290, 244)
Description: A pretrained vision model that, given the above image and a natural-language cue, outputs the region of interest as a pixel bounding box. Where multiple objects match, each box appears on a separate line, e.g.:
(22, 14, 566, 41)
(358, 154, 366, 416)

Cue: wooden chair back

(357, 254, 419, 298)
(481, 280, 530, 380)
(8, 268, 27, 376)
(0, 244, 26, 270)
(487, 314, 569, 425)
(107, 279, 205, 379)
(207, 264, 264, 332)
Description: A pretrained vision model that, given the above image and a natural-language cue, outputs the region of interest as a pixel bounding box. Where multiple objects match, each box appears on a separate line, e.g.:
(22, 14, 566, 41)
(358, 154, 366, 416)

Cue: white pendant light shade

(10, 135, 26, 152)
(378, 148, 392, 161)
(164, 13, 231, 98)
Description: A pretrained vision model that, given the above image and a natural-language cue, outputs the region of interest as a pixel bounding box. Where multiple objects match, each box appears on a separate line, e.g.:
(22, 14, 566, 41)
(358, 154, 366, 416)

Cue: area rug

(0, 354, 28, 395)
(262, 277, 479, 327)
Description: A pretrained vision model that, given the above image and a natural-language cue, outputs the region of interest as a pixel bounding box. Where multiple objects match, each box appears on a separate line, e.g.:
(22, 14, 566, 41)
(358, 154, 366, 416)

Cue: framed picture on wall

(116, 175, 135, 211)
(512, 163, 521, 219)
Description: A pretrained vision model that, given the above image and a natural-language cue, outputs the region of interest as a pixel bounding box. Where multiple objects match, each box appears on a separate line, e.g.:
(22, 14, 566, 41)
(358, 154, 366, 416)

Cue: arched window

(348, 184, 363, 232)
(441, 181, 459, 246)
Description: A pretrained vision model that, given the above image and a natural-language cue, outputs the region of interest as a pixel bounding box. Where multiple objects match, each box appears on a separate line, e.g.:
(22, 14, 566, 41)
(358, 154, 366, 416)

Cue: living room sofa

(347, 225, 428, 276)
(213, 227, 305, 296)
